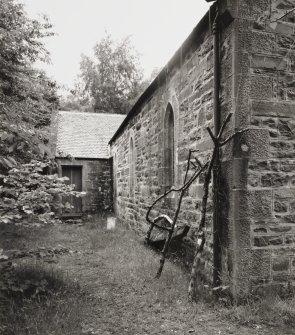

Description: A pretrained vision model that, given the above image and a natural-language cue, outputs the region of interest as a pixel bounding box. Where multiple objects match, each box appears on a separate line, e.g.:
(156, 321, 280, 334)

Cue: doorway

(61, 165, 83, 215)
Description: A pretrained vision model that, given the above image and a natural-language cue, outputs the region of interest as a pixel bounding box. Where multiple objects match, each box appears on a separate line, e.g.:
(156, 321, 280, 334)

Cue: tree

(59, 81, 92, 112)
(0, 1, 81, 227)
(0, 160, 84, 225)
(0, 0, 59, 171)
(78, 34, 143, 114)
(127, 66, 162, 108)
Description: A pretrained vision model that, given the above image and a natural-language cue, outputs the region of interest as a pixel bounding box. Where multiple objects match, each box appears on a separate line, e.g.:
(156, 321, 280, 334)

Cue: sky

(22, 0, 211, 91)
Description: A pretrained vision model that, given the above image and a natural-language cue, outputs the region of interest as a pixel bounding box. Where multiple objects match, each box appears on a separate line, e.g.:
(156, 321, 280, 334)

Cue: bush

(0, 160, 85, 225)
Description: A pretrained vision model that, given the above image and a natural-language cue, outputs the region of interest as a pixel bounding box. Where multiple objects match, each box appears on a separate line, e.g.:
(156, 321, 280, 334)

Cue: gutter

(206, 0, 234, 291)
(212, 1, 222, 290)
(109, 0, 233, 292)
(109, 4, 233, 146)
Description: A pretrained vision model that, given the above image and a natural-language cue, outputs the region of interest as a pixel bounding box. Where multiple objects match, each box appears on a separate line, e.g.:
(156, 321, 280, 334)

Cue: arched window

(129, 137, 135, 195)
(113, 152, 117, 212)
(163, 104, 174, 189)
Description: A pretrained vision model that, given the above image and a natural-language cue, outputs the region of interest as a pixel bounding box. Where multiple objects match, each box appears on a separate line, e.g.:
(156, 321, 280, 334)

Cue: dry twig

(188, 113, 250, 299)
(146, 150, 207, 278)
(145, 112, 248, 290)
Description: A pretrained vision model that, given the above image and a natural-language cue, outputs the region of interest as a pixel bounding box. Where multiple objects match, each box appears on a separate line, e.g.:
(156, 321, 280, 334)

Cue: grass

(0, 223, 89, 335)
(1, 291, 86, 335)
(1, 222, 190, 334)
(85, 223, 190, 305)
(98, 225, 295, 331)
(1, 221, 295, 334)
(221, 293, 295, 329)
(0, 263, 85, 335)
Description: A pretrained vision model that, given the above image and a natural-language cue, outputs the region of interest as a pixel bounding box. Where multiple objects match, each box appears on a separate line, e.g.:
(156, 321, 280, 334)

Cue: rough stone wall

(111, 12, 228, 285)
(57, 158, 113, 214)
(221, 0, 295, 296)
(111, 0, 295, 297)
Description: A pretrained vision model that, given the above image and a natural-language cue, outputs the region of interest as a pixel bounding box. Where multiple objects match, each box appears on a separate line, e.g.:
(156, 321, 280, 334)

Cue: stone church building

(109, 0, 295, 298)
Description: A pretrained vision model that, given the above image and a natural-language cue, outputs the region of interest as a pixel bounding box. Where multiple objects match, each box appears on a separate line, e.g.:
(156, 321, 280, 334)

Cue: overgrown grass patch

(85, 224, 191, 304)
(0, 223, 52, 251)
(0, 262, 86, 335)
(86, 224, 295, 330)
(220, 292, 295, 329)
(2, 221, 295, 334)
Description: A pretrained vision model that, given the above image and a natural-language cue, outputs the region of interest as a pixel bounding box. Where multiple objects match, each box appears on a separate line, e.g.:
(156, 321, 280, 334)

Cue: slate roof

(56, 111, 125, 159)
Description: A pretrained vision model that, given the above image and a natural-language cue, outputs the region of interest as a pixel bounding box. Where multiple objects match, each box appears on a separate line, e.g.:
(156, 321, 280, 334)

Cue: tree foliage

(0, 0, 59, 171)
(0, 1, 81, 226)
(78, 34, 144, 114)
(59, 81, 92, 112)
(0, 160, 84, 225)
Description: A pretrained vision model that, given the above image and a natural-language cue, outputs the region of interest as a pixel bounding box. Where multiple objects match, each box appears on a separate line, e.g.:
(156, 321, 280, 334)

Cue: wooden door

(62, 166, 82, 215)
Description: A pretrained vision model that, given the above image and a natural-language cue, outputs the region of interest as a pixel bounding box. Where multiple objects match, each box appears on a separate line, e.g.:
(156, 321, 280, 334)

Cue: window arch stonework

(129, 131, 136, 196)
(113, 151, 118, 212)
(163, 104, 175, 190)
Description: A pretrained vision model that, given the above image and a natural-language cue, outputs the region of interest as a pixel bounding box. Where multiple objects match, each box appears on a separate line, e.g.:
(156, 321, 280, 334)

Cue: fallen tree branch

(145, 111, 249, 289)
(188, 113, 251, 300)
(145, 150, 207, 278)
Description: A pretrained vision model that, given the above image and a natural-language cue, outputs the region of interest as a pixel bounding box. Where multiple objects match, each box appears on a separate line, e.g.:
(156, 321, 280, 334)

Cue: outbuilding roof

(56, 111, 125, 159)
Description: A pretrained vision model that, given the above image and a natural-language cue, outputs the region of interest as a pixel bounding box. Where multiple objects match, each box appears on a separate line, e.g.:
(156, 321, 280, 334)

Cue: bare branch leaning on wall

(146, 149, 208, 278)
(145, 112, 249, 299)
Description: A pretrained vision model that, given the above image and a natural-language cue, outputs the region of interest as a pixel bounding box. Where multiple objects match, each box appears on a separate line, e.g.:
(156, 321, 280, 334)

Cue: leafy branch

(0, 160, 85, 225)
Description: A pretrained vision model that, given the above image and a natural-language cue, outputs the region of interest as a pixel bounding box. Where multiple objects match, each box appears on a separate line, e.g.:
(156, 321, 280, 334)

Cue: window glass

(130, 137, 135, 194)
(164, 104, 174, 189)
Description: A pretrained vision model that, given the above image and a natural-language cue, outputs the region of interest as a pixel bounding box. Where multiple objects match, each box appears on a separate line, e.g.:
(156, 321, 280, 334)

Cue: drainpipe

(212, 2, 222, 289)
